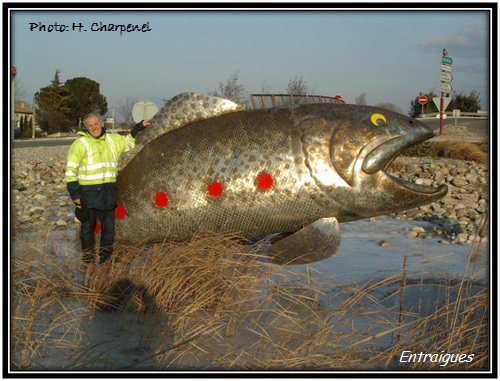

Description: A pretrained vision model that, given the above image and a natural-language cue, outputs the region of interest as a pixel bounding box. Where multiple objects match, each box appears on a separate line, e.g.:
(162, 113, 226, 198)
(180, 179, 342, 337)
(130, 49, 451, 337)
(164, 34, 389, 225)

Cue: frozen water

(10, 216, 489, 370)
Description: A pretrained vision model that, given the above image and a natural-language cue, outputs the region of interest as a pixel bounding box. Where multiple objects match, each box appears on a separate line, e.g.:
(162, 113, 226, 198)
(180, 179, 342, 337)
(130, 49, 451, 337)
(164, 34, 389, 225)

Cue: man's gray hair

(83, 112, 103, 127)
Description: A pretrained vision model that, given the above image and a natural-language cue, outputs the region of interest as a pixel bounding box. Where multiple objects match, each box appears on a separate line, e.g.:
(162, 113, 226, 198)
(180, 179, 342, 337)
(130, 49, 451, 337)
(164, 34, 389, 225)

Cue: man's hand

(74, 200, 90, 222)
(131, 120, 151, 138)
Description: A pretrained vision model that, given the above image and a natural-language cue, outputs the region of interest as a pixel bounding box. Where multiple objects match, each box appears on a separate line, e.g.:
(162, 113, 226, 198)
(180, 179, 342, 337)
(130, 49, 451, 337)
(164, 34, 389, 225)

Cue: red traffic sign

(418, 95, 428, 105)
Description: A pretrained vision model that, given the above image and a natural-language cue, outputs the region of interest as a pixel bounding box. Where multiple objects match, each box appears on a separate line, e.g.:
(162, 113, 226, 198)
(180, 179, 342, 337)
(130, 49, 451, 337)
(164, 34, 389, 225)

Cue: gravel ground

(10, 125, 489, 244)
(428, 124, 487, 143)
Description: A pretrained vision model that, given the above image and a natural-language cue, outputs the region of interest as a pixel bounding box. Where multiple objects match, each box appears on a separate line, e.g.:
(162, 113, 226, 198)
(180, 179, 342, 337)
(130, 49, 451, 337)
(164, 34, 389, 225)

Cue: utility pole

(32, 95, 36, 138)
(440, 49, 453, 135)
(11, 66, 16, 139)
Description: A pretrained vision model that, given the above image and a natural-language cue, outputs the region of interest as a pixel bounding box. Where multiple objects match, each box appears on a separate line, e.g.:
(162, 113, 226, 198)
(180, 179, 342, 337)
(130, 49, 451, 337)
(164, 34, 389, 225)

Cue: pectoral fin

(267, 217, 341, 265)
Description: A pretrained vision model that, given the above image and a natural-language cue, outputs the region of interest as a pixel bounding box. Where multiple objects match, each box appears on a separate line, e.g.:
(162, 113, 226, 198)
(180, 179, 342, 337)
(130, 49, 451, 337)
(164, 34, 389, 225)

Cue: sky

(8, 5, 492, 122)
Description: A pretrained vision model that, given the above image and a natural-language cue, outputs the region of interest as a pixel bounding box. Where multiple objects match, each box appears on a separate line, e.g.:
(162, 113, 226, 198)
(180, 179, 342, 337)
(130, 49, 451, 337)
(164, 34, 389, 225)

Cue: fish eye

(371, 113, 387, 126)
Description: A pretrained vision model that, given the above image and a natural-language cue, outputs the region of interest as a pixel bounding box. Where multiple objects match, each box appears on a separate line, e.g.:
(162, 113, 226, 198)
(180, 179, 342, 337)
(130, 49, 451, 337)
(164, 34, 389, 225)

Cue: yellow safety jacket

(65, 129, 135, 210)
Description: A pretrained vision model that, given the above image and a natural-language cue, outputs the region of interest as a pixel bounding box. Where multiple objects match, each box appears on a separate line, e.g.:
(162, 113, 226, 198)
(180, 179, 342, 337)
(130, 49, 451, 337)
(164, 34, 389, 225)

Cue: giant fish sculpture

(115, 93, 448, 264)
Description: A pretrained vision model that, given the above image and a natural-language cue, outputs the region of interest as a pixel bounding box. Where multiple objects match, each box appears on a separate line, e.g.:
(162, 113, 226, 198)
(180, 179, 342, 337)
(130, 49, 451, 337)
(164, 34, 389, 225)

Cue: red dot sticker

(207, 181, 223, 197)
(116, 205, 127, 219)
(95, 220, 101, 234)
(257, 173, 273, 190)
(155, 192, 169, 207)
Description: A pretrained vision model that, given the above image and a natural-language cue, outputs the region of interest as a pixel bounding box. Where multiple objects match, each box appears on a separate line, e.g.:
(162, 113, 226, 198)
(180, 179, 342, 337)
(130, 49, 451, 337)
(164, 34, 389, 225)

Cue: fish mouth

(387, 173, 448, 195)
(361, 128, 448, 197)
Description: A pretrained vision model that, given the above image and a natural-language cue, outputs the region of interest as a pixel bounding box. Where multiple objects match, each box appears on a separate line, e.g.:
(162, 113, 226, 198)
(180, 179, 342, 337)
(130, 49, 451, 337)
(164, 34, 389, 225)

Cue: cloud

(418, 21, 489, 58)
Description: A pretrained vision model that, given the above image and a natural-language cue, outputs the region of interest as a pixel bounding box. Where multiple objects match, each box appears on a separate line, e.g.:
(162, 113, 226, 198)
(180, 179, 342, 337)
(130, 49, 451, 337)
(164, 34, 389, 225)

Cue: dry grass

(10, 228, 490, 371)
(400, 139, 488, 164)
(428, 140, 488, 164)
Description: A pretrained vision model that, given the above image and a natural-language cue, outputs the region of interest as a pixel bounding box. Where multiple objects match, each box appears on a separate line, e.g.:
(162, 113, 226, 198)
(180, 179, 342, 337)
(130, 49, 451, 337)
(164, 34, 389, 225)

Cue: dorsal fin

(120, 92, 245, 168)
(137, 92, 245, 146)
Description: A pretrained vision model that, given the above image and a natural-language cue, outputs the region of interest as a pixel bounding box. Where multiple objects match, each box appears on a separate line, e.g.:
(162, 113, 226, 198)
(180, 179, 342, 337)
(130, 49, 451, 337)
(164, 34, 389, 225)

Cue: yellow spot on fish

(371, 113, 387, 126)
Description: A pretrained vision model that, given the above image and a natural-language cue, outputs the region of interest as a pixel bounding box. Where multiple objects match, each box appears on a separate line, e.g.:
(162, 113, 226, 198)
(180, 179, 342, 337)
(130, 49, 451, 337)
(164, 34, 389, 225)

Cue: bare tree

(285, 75, 315, 95)
(355, 93, 367, 106)
(259, 81, 272, 94)
(209, 70, 248, 107)
(14, 78, 29, 106)
(116, 95, 139, 126)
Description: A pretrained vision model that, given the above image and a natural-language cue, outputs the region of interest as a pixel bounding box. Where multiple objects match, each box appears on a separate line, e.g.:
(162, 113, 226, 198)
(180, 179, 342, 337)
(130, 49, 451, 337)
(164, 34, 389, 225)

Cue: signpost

(433, 97, 452, 113)
(439, 83, 452, 93)
(418, 95, 428, 115)
(440, 72, 453, 82)
(11, 66, 16, 140)
(439, 49, 453, 135)
(441, 56, 453, 65)
(440, 64, 453, 72)
(418, 95, 428, 104)
(453, 109, 460, 125)
(132, 100, 158, 123)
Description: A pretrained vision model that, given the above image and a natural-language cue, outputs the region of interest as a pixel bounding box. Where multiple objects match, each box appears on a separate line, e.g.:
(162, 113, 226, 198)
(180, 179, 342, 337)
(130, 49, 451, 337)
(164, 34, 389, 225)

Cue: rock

(451, 177, 467, 187)
(406, 231, 418, 239)
(33, 194, 47, 202)
(436, 167, 450, 176)
(404, 209, 418, 218)
(415, 178, 433, 186)
(420, 171, 433, 179)
(434, 171, 445, 182)
(11, 145, 489, 248)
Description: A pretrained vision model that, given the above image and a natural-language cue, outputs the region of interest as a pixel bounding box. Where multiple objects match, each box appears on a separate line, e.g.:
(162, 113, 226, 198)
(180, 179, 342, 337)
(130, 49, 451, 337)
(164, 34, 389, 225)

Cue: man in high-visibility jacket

(65, 112, 150, 264)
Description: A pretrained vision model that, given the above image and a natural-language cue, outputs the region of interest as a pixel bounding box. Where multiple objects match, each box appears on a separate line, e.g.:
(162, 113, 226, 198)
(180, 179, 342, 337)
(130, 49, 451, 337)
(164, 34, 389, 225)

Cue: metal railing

(419, 111, 488, 118)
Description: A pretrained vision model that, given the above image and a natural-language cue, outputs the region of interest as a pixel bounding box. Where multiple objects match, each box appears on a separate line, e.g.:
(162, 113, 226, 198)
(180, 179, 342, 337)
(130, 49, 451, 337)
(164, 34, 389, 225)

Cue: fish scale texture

(116, 107, 324, 245)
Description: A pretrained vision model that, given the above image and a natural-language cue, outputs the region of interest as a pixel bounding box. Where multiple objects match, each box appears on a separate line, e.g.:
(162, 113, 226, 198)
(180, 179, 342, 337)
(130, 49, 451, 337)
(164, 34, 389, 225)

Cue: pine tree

(450, 91, 482, 112)
(19, 115, 25, 137)
(34, 69, 72, 134)
(65, 77, 108, 126)
(28, 117, 33, 137)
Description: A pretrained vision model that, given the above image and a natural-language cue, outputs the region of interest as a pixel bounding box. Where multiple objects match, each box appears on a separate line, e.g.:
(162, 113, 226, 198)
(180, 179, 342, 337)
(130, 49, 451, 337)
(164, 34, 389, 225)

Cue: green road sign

(442, 56, 453, 65)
